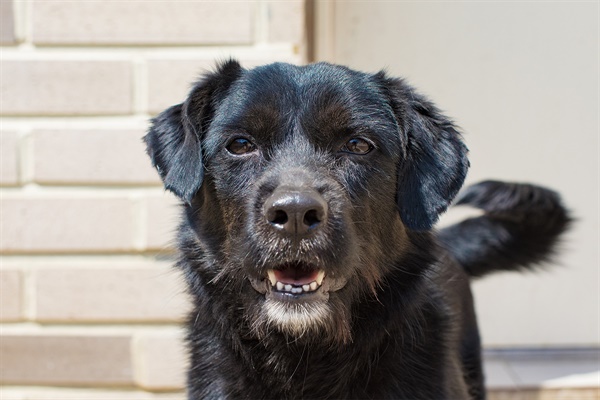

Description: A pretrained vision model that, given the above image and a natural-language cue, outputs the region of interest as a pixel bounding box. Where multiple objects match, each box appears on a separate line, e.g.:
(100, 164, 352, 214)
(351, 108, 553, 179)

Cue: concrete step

(485, 348, 599, 399)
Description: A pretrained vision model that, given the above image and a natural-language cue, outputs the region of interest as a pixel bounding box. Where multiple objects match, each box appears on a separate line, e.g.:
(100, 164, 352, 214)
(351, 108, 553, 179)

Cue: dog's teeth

(267, 270, 277, 286)
(273, 278, 322, 294)
(316, 270, 325, 286)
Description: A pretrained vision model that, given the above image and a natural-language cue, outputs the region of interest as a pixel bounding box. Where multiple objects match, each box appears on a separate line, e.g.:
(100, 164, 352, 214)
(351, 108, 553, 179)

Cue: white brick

(134, 331, 187, 390)
(147, 58, 298, 114)
(32, 130, 160, 185)
(144, 193, 180, 251)
(0, 61, 132, 116)
(0, 388, 181, 400)
(0, 197, 135, 253)
(1, 131, 19, 185)
(268, 1, 305, 44)
(0, 334, 134, 386)
(0, 0, 16, 44)
(32, 2, 254, 45)
(147, 59, 214, 114)
(0, 270, 24, 321)
(34, 266, 189, 322)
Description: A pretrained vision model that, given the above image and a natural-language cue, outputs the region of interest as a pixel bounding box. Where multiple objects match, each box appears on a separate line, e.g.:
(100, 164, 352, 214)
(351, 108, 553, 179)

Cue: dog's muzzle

(248, 183, 347, 304)
(263, 186, 328, 238)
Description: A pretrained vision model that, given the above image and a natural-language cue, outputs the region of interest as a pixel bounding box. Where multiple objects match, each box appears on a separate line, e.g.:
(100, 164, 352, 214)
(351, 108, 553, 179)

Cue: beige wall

(0, 1, 305, 398)
(319, 1, 598, 347)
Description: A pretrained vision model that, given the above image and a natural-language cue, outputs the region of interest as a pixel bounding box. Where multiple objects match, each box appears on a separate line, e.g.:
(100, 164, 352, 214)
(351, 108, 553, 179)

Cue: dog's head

(145, 60, 468, 344)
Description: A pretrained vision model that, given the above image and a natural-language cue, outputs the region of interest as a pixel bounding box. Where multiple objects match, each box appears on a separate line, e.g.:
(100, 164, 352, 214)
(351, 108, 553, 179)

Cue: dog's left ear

(144, 60, 243, 203)
(376, 73, 469, 230)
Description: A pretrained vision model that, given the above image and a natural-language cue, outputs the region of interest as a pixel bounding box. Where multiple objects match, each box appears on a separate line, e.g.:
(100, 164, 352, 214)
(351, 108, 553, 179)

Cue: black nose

(263, 187, 328, 236)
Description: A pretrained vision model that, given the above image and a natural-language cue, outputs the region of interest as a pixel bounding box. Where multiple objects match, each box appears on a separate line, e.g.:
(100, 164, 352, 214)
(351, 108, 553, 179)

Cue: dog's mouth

(248, 261, 352, 338)
(266, 263, 325, 295)
(249, 261, 346, 298)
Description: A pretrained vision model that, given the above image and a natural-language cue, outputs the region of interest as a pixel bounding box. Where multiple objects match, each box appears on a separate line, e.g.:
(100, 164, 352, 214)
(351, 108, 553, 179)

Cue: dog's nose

(263, 187, 328, 237)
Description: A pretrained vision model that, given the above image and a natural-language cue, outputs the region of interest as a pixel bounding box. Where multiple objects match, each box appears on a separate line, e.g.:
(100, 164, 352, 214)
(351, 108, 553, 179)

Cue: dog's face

(145, 61, 468, 344)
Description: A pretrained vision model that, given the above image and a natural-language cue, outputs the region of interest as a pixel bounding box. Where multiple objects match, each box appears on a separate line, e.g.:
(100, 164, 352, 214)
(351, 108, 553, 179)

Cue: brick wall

(0, 1, 306, 398)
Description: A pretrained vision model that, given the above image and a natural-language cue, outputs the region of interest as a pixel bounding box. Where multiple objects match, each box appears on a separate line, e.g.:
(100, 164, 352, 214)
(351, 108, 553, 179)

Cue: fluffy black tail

(438, 180, 572, 278)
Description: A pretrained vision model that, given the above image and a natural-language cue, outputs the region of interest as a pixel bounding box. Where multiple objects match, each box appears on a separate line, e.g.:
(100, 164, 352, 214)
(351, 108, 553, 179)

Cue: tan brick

(134, 331, 187, 390)
(0, 0, 16, 45)
(0, 334, 134, 385)
(32, 130, 160, 185)
(0, 270, 23, 321)
(0, 60, 132, 116)
(35, 266, 189, 322)
(0, 197, 135, 253)
(32, 2, 253, 45)
(1, 131, 19, 185)
(144, 193, 180, 250)
(268, 1, 305, 44)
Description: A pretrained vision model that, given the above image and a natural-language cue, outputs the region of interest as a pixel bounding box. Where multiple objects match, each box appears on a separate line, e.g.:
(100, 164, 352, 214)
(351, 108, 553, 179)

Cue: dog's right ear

(144, 60, 243, 203)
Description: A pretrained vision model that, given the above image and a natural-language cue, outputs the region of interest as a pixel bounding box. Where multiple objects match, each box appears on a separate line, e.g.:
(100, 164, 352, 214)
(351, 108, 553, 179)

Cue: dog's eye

(226, 137, 256, 155)
(341, 138, 373, 155)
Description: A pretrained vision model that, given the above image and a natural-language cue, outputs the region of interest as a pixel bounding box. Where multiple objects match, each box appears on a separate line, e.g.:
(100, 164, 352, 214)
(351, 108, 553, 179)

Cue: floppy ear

(377, 74, 469, 230)
(144, 60, 243, 203)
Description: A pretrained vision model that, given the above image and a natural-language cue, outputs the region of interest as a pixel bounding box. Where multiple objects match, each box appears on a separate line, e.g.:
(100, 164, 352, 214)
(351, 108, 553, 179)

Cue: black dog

(145, 60, 570, 399)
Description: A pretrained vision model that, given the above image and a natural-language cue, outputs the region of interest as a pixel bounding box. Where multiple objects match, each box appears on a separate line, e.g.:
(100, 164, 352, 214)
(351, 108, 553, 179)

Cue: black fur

(439, 180, 571, 277)
(144, 60, 570, 399)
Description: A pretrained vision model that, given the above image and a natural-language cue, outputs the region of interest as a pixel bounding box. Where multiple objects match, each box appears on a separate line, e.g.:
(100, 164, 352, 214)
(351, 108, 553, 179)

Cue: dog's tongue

(274, 265, 319, 285)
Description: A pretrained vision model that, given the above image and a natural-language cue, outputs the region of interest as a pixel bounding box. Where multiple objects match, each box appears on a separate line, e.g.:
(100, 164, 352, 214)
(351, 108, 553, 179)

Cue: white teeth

(266, 269, 325, 295)
(267, 270, 277, 286)
(316, 270, 325, 286)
